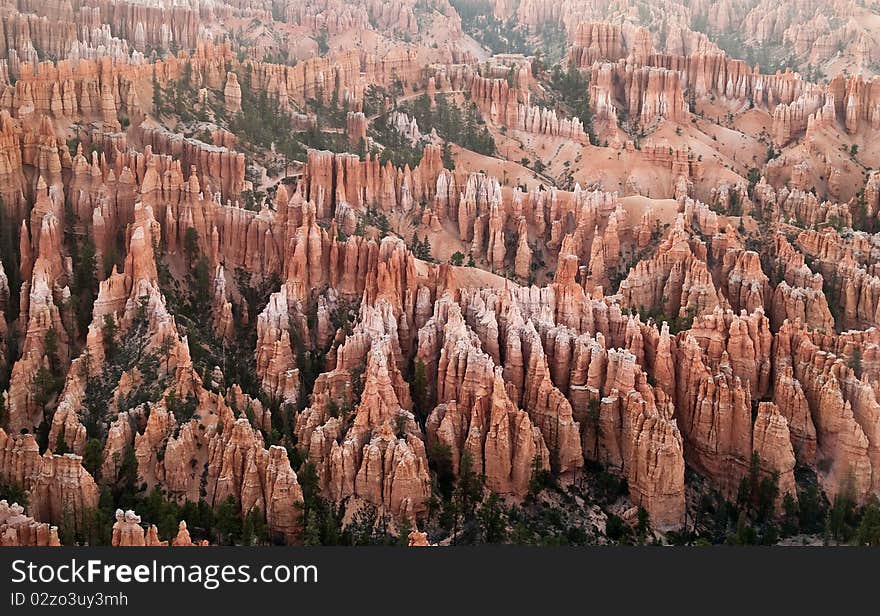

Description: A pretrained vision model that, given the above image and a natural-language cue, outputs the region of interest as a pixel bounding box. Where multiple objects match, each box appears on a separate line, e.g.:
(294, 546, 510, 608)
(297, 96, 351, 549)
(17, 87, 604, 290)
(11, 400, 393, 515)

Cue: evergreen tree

(242, 507, 268, 545)
(71, 238, 97, 334)
(0, 196, 21, 323)
(732, 511, 758, 545)
(83, 438, 103, 477)
(54, 432, 70, 455)
(450, 451, 484, 543)
(183, 227, 200, 265)
(856, 499, 880, 546)
(428, 442, 455, 500)
(781, 493, 799, 536)
(152, 74, 164, 117)
(102, 314, 118, 359)
(441, 141, 455, 170)
(44, 328, 60, 375)
(303, 510, 322, 546)
(478, 493, 507, 543)
(411, 359, 428, 426)
(215, 496, 242, 545)
(826, 492, 857, 544)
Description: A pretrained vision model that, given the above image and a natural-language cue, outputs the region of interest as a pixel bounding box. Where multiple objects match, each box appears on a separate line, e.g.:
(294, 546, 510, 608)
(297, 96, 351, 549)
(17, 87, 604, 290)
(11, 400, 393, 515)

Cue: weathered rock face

(770, 235, 834, 332)
(4, 175, 71, 435)
(772, 365, 817, 465)
(407, 529, 430, 546)
(224, 72, 242, 115)
(211, 265, 235, 342)
(413, 285, 689, 528)
(103, 1, 201, 52)
(514, 102, 587, 140)
(346, 111, 368, 146)
(585, 61, 689, 133)
(797, 228, 880, 332)
(0, 428, 43, 489)
(136, 123, 246, 202)
(28, 452, 100, 532)
(721, 250, 770, 315)
(675, 334, 754, 498)
(300, 146, 445, 219)
(685, 307, 773, 401)
(421, 298, 550, 497)
(111, 509, 208, 547)
(620, 216, 720, 319)
(255, 284, 301, 405)
(0, 0, 878, 547)
(513, 217, 532, 281)
(166, 406, 305, 545)
(579, 340, 687, 528)
(0, 499, 60, 546)
(111, 509, 146, 546)
(629, 66, 690, 126)
(570, 22, 627, 65)
(774, 321, 878, 502)
(170, 521, 210, 547)
(752, 402, 798, 510)
(443, 290, 585, 475)
(297, 315, 431, 519)
(263, 446, 304, 545)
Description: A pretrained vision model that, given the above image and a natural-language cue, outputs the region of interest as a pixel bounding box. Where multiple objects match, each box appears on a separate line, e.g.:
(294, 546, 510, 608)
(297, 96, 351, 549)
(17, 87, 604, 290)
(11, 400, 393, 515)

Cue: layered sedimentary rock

(721, 250, 770, 315)
(224, 72, 242, 115)
(0, 0, 879, 547)
(620, 216, 720, 319)
(774, 321, 879, 501)
(136, 123, 246, 201)
(28, 453, 100, 532)
(752, 402, 798, 508)
(797, 229, 880, 331)
(296, 302, 431, 520)
(675, 334, 753, 498)
(111, 509, 146, 546)
(685, 307, 773, 401)
(255, 284, 301, 405)
(140, 397, 305, 545)
(771, 235, 834, 332)
(570, 22, 627, 66)
(421, 297, 550, 497)
(579, 343, 686, 529)
(0, 499, 60, 546)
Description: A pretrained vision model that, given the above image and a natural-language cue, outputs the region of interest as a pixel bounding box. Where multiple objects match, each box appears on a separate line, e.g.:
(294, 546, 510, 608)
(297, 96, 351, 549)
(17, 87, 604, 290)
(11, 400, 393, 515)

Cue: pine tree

(242, 508, 267, 545)
(152, 74, 164, 117)
(0, 197, 20, 321)
(44, 328, 60, 375)
(411, 359, 428, 425)
(83, 438, 103, 477)
(478, 493, 507, 543)
(54, 432, 69, 455)
(183, 227, 200, 265)
(303, 510, 322, 546)
(856, 500, 880, 546)
(72, 238, 97, 334)
(453, 452, 484, 529)
(441, 141, 455, 170)
(215, 496, 242, 545)
(113, 445, 139, 507)
(102, 315, 118, 359)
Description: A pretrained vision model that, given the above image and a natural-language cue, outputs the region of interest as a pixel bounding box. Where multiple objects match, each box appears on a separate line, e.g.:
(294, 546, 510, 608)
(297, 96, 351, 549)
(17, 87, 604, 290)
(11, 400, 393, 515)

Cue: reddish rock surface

(1, 0, 879, 547)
